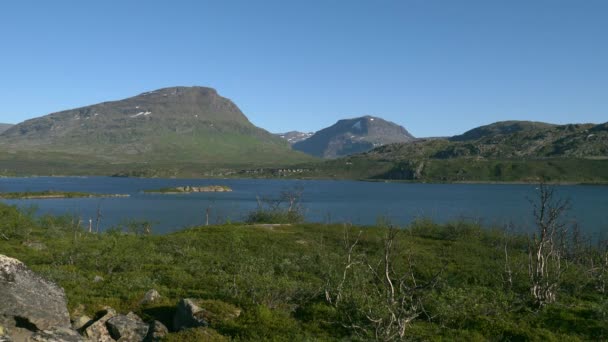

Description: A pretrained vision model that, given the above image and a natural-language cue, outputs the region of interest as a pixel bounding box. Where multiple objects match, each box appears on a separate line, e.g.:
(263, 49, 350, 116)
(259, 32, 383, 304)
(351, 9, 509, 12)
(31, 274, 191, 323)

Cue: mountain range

(1, 86, 606, 181)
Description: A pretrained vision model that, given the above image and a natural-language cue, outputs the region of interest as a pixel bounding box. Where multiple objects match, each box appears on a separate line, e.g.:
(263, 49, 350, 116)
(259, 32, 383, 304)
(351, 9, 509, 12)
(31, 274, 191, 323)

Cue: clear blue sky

(0, 0, 606, 137)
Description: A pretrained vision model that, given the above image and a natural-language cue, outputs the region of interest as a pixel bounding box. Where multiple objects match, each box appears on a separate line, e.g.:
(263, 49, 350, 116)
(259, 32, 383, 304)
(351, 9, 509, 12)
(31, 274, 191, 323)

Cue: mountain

(275, 131, 313, 145)
(0, 86, 314, 176)
(0, 124, 12, 134)
(292, 116, 415, 158)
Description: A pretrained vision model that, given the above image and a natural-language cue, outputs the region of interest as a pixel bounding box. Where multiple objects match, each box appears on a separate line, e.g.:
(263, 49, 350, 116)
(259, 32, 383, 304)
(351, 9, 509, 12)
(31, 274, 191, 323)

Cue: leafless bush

(327, 223, 439, 341)
(527, 182, 570, 307)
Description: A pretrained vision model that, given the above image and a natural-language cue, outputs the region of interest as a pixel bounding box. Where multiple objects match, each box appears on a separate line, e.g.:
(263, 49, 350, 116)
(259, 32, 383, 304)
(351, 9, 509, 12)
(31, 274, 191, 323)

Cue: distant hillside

(293, 116, 415, 158)
(0, 86, 314, 176)
(365, 121, 608, 160)
(276, 131, 313, 145)
(0, 123, 12, 134)
(450, 121, 556, 142)
(289, 120, 608, 183)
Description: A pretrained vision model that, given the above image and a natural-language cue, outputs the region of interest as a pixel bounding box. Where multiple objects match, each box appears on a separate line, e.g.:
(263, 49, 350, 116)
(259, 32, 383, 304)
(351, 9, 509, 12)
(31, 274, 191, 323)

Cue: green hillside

(286, 121, 608, 183)
(0, 87, 314, 175)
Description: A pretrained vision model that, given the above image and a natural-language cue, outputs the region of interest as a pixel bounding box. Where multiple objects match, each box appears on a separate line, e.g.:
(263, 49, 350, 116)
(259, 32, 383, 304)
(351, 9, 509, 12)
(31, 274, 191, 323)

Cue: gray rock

(145, 321, 168, 342)
(93, 275, 104, 283)
(173, 298, 208, 331)
(0, 255, 71, 333)
(82, 308, 116, 342)
(31, 327, 84, 341)
(106, 314, 149, 342)
(139, 289, 161, 306)
(125, 312, 144, 323)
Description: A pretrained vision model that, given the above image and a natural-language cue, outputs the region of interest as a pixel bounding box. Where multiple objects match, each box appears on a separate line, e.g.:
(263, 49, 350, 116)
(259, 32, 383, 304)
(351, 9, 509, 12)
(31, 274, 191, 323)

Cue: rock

(30, 327, 84, 341)
(0, 254, 71, 333)
(82, 307, 116, 342)
(139, 289, 161, 305)
(125, 312, 144, 323)
(144, 321, 168, 342)
(106, 314, 149, 342)
(93, 275, 104, 283)
(173, 298, 209, 331)
(71, 315, 92, 331)
(22, 241, 46, 251)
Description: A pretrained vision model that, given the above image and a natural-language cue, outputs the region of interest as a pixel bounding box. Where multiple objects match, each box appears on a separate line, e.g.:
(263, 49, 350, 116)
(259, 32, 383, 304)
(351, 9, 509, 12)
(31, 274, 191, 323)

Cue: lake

(0, 177, 607, 238)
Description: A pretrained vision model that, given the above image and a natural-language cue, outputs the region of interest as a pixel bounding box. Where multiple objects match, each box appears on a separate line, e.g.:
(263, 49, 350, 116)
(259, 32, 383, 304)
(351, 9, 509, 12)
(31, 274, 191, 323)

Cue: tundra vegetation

(0, 187, 606, 341)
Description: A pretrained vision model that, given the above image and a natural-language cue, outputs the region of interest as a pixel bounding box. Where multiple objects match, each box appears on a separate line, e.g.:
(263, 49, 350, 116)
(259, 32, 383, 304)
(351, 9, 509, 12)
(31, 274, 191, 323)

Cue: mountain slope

(276, 131, 314, 145)
(292, 116, 415, 158)
(0, 124, 12, 134)
(0, 87, 314, 174)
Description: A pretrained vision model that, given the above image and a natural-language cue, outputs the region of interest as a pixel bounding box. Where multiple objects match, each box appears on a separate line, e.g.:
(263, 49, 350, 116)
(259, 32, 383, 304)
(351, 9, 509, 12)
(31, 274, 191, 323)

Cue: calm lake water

(1, 177, 607, 238)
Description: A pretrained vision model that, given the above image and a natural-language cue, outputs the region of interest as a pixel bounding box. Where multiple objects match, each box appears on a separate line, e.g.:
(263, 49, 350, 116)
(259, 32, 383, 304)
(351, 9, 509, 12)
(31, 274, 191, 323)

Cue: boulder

(173, 299, 242, 332)
(139, 289, 161, 306)
(145, 321, 168, 342)
(0, 254, 71, 332)
(106, 313, 149, 341)
(82, 307, 116, 342)
(173, 299, 209, 331)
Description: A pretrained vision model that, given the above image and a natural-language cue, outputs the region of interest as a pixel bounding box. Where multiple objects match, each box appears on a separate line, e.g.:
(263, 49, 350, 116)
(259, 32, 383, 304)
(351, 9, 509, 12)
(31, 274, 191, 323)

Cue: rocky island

(144, 185, 232, 194)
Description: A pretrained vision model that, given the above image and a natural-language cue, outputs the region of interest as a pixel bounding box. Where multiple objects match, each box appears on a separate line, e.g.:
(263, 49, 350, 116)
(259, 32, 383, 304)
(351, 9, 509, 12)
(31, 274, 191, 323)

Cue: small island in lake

(0, 190, 130, 199)
(144, 185, 233, 194)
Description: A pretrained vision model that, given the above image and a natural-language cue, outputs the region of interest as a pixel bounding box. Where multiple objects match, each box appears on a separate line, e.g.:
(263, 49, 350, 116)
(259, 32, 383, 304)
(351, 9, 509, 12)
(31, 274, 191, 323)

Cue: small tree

(527, 182, 570, 307)
(328, 223, 439, 341)
(246, 187, 304, 224)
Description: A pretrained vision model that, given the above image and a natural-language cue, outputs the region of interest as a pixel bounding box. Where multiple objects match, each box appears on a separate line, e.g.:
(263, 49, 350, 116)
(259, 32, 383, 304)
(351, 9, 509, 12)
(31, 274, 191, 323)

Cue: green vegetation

(0, 198, 606, 340)
(0, 190, 128, 199)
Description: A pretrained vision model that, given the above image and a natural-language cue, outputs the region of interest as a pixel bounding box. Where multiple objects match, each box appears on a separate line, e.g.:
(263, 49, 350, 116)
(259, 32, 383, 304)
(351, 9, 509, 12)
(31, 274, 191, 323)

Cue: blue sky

(0, 0, 606, 137)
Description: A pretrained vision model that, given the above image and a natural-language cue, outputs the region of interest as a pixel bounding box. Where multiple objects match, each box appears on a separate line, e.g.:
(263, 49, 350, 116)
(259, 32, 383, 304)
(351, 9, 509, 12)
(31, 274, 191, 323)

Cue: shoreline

(0, 191, 130, 200)
(1, 174, 607, 186)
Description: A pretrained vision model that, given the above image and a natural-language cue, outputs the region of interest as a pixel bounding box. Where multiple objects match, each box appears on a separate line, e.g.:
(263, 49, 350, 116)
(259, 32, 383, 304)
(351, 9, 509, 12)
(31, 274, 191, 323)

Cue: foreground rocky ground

(1, 254, 244, 341)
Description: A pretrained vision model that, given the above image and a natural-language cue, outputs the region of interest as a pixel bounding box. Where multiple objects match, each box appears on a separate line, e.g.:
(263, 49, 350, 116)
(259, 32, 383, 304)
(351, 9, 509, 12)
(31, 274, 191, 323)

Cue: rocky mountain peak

(293, 115, 415, 158)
